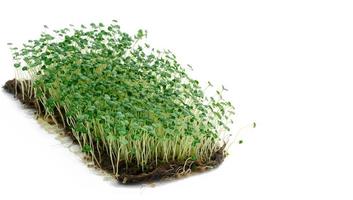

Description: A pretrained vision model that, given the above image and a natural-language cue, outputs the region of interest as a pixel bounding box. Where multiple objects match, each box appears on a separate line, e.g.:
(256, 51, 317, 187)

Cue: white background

(1, 0, 353, 199)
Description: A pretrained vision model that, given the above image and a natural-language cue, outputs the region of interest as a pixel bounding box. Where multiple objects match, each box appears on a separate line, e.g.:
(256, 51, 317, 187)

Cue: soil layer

(3, 79, 226, 184)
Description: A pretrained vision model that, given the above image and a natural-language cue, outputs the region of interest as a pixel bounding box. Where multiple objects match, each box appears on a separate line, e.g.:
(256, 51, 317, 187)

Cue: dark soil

(3, 79, 226, 184)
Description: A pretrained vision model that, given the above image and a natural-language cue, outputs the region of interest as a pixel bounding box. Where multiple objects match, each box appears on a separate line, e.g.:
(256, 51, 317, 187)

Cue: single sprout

(222, 85, 228, 91)
(135, 29, 146, 39)
(207, 81, 214, 87)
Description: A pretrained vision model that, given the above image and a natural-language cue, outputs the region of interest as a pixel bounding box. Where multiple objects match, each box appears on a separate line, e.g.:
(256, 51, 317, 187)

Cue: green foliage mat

(5, 21, 235, 183)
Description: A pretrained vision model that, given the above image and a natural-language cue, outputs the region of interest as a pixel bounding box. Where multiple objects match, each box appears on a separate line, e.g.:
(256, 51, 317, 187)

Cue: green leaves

(107, 134, 117, 142)
(192, 137, 200, 147)
(119, 137, 128, 145)
(9, 21, 235, 171)
(90, 23, 97, 28)
(74, 123, 86, 133)
(116, 111, 124, 119)
(82, 144, 92, 153)
(135, 29, 146, 40)
(104, 94, 111, 101)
